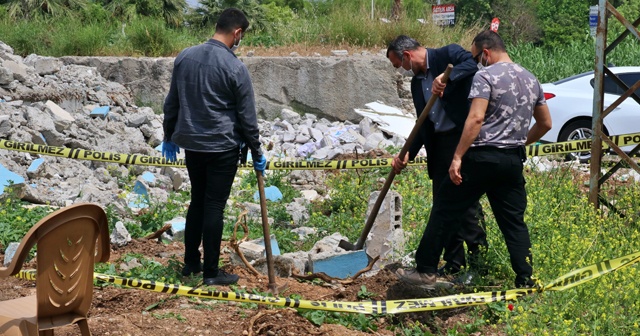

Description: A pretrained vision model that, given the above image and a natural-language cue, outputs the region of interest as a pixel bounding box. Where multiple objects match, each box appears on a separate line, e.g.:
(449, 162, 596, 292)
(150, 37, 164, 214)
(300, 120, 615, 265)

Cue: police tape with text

(16, 251, 640, 314)
(2, 132, 640, 170)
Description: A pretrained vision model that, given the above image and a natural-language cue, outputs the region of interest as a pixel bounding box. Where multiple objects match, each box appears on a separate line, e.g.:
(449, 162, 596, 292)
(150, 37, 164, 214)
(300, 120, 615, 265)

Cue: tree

(5, 0, 89, 19)
(391, 0, 401, 20)
(101, 0, 187, 27)
(191, 0, 266, 31)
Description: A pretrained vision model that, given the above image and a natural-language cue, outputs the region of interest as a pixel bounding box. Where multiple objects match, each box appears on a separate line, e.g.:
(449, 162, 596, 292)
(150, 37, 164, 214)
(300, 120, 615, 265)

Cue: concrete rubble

(0, 40, 416, 266)
(2, 40, 632, 276)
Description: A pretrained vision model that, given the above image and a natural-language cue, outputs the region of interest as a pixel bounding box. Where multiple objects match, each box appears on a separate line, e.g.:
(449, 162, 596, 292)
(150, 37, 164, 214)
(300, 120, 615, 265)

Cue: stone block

(365, 190, 405, 270)
(90, 106, 110, 118)
(2, 60, 28, 82)
(24, 54, 62, 75)
(45, 100, 74, 131)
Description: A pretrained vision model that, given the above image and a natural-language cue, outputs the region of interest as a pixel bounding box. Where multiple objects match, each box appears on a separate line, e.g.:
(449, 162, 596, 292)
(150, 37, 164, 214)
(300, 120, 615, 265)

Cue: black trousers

(416, 146, 533, 286)
(184, 149, 238, 278)
(430, 132, 488, 273)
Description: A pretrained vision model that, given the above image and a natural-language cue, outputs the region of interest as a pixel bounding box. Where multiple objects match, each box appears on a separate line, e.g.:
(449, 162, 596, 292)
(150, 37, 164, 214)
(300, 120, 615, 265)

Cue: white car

(539, 66, 640, 161)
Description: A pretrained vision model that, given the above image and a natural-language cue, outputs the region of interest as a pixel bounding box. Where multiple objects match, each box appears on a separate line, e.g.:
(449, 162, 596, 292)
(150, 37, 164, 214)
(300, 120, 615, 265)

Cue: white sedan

(539, 66, 640, 161)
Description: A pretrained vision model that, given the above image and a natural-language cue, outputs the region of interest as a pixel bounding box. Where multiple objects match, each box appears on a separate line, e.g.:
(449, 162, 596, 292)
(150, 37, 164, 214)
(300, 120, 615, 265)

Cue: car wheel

(558, 120, 596, 163)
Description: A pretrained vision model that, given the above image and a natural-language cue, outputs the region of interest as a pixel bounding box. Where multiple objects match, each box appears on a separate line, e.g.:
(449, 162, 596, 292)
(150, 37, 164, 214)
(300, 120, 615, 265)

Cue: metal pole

(371, 0, 374, 20)
(589, 0, 607, 207)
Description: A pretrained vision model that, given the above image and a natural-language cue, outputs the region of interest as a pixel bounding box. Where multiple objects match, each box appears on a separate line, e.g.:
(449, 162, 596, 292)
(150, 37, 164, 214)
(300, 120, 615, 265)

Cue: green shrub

(0, 18, 51, 56)
(126, 17, 180, 56)
(48, 18, 115, 56)
(0, 195, 54, 250)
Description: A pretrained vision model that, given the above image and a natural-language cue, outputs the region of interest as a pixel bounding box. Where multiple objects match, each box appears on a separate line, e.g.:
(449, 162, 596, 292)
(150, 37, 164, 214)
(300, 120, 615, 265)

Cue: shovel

(256, 169, 280, 294)
(338, 64, 454, 251)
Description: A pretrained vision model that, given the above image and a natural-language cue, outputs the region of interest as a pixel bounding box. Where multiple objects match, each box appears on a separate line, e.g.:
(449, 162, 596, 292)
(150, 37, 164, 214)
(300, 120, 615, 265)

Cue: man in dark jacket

(162, 8, 266, 286)
(386, 35, 487, 283)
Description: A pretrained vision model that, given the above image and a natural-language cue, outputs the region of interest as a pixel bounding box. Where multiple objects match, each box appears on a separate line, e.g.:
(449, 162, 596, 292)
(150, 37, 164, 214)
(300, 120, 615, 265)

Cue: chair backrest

(0, 203, 110, 331)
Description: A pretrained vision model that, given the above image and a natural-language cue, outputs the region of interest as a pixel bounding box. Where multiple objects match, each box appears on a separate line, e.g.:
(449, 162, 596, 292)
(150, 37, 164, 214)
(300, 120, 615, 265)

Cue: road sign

(491, 18, 500, 32)
(432, 4, 455, 26)
(590, 5, 598, 37)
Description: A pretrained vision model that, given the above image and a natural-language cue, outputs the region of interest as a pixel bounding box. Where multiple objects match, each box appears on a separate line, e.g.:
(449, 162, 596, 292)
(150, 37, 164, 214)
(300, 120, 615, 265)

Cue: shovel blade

(338, 239, 361, 251)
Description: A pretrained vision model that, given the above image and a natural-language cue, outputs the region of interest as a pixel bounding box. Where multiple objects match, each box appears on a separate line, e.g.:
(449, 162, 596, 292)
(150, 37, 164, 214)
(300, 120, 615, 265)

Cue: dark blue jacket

(408, 44, 477, 175)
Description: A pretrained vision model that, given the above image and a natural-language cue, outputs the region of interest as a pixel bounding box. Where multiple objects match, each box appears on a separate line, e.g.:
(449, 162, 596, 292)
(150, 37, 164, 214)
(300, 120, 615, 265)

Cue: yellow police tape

(16, 251, 640, 314)
(2, 132, 640, 170)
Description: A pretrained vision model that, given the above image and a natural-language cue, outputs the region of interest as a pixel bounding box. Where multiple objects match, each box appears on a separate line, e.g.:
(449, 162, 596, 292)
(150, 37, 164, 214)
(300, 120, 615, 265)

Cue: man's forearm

(525, 124, 547, 145)
(454, 117, 482, 159)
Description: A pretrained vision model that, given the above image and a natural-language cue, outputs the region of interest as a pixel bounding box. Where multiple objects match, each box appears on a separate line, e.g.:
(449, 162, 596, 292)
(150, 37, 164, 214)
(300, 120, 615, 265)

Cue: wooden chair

(0, 203, 110, 335)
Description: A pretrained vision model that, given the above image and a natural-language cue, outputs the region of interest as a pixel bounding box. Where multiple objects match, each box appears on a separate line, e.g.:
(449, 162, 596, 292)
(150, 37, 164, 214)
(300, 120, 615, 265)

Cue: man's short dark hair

(386, 35, 421, 59)
(472, 30, 506, 52)
(216, 8, 250, 34)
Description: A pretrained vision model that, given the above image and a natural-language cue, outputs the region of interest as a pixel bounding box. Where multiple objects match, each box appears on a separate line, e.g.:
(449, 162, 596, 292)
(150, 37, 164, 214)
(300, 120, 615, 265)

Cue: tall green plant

(191, 0, 266, 30)
(4, 0, 88, 19)
(101, 0, 187, 27)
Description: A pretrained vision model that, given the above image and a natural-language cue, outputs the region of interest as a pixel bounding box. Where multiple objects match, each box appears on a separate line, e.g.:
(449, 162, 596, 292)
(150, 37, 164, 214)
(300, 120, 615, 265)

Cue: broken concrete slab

(90, 106, 110, 118)
(0, 163, 25, 195)
(3, 242, 20, 266)
(110, 221, 132, 247)
(253, 255, 300, 278)
(26, 157, 44, 178)
(165, 216, 186, 242)
(2, 60, 28, 82)
(354, 101, 415, 139)
(230, 235, 281, 267)
(253, 185, 283, 202)
(44, 100, 75, 131)
(24, 54, 62, 75)
(308, 249, 369, 279)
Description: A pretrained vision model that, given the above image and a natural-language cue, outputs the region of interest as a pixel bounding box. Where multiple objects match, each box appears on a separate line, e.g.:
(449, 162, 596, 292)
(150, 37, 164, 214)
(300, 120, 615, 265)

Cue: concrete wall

(60, 55, 401, 122)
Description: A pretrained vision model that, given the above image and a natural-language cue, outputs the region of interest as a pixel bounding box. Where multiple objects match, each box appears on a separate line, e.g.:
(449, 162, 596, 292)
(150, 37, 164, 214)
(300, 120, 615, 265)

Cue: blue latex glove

(162, 141, 180, 162)
(253, 155, 267, 173)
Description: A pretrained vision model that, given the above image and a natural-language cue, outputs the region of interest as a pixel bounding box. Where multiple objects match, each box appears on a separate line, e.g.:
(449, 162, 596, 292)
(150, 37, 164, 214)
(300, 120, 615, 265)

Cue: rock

(0, 66, 13, 85)
(110, 221, 132, 247)
(2, 60, 28, 82)
(285, 201, 309, 226)
(330, 50, 349, 56)
(44, 100, 75, 131)
(24, 54, 62, 75)
(3, 242, 20, 266)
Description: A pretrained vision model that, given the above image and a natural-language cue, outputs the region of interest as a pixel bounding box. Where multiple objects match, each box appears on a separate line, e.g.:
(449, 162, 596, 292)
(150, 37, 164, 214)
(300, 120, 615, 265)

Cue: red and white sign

(432, 4, 456, 26)
(490, 17, 500, 32)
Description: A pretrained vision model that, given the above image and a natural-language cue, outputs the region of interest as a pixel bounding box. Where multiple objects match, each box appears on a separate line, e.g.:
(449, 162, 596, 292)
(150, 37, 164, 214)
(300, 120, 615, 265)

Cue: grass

(3, 159, 640, 333)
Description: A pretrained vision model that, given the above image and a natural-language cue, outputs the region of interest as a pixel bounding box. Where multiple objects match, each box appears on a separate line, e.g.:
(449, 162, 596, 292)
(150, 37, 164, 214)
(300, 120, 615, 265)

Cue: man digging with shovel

(387, 35, 488, 288)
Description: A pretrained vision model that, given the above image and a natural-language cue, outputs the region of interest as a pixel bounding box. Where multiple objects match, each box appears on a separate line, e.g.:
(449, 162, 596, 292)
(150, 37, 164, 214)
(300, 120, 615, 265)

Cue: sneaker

(181, 263, 202, 276)
(203, 270, 239, 286)
(396, 268, 452, 289)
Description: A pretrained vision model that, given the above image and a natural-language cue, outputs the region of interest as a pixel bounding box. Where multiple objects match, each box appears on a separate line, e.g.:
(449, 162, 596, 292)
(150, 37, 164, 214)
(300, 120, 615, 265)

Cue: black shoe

(516, 279, 536, 289)
(203, 270, 239, 286)
(452, 271, 479, 286)
(437, 265, 461, 277)
(181, 263, 202, 276)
